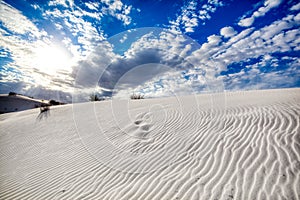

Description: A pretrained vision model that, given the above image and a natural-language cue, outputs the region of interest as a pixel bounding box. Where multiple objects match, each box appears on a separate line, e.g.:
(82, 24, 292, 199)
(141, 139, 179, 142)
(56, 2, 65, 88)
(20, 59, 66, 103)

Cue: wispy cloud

(169, 0, 224, 33)
(0, 1, 46, 38)
(198, 0, 223, 23)
(238, 0, 283, 27)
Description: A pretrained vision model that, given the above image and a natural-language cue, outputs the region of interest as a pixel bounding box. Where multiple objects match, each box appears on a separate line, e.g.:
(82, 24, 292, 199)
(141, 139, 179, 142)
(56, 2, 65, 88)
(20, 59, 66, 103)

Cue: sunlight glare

(33, 45, 72, 75)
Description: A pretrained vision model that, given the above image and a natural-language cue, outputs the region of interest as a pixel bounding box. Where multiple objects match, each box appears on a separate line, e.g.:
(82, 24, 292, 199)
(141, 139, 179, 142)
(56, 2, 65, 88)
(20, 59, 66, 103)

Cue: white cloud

(238, 17, 255, 27)
(186, 10, 300, 91)
(198, 0, 223, 24)
(0, 1, 46, 38)
(103, 9, 300, 96)
(71, 28, 221, 99)
(48, 0, 131, 26)
(0, 31, 75, 87)
(220, 26, 237, 38)
(198, 10, 210, 20)
(169, 0, 198, 33)
(294, 13, 300, 22)
(85, 2, 99, 10)
(221, 58, 300, 91)
(1, 0, 298, 100)
(120, 34, 128, 43)
(100, 0, 132, 25)
(0, 0, 135, 101)
(32, 4, 41, 10)
(44, 7, 104, 55)
(170, 0, 224, 33)
(72, 41, 116, 90)
(0, 2, 85, 98)
(208, 0, 223, 7)
(207, 35, 222, 44)
(290, 2, 300, 11)
(48, 0, 74, 8)
(238, 0, 283, 27)
(228, 14, 297, 59)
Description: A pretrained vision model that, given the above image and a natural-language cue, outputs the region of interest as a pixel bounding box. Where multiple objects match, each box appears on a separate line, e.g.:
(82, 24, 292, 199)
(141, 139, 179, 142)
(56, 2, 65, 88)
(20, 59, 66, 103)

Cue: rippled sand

(0, 88, 299, 200)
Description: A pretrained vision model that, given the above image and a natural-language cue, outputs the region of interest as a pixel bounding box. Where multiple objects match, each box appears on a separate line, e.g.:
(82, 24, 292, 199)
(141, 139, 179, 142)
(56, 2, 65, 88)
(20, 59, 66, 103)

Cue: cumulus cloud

(290, 2, 300, 11)
(220, 26, 237, 38)
(221, 57, 300, 91)
(100, 0, 132, 25)
(185, 9, 300, 91)
(169, 0, 198, 33)
(238, 0, 283, 27)
(222, 14, 297, 62)
(100, 31, 195, 91)
(70, 28, 221, 100)
(48, 0, 74, 8)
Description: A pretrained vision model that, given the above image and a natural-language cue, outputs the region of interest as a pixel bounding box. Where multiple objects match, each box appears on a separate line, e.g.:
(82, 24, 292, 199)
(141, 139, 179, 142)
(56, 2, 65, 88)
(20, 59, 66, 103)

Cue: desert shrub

(89, 94, 105, 101)
(49, 99, 60, 105)
(40, 106, 50, 113)
(130, 93, 144, 100)
(8, 92, 17, 96)
(90, 94, 99, 101)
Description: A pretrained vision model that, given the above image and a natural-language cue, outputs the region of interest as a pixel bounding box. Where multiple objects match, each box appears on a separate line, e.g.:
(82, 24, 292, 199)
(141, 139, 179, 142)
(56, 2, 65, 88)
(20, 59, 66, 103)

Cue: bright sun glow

(33, 45, 72, 75)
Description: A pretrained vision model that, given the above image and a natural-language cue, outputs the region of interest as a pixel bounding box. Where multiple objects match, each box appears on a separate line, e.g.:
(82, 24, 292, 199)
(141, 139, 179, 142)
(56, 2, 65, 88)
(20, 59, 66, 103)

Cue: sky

(0, 0, 299, 102)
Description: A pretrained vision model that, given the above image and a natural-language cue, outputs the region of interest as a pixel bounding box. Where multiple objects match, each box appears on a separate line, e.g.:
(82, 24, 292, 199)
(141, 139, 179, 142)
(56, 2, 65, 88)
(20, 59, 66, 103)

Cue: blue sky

(0, 0, 299, 102)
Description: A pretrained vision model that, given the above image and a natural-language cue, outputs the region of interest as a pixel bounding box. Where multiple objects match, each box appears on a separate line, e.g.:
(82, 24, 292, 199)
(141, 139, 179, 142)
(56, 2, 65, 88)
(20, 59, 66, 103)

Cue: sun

(33, 44, 72, 75)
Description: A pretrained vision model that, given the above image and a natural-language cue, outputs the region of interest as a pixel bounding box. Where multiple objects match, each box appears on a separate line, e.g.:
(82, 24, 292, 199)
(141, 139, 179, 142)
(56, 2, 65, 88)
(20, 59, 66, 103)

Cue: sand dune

(0, 88, 299, 200)
(0, 94, 49, 114)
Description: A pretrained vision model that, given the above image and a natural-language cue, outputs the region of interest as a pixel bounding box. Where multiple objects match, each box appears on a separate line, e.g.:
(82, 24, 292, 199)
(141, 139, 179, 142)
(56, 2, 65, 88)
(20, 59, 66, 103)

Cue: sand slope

(0, 88, 299, 200)
(0, 94, 49, 114)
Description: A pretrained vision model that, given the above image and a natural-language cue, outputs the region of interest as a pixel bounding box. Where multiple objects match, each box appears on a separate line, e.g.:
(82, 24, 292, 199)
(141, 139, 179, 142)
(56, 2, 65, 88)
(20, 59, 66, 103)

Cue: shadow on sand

(36, 107, 50, 121)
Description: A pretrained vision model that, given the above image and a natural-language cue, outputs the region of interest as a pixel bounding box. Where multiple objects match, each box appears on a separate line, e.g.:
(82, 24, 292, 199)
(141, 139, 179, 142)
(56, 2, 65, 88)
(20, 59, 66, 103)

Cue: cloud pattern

(0, 0, 299, 102)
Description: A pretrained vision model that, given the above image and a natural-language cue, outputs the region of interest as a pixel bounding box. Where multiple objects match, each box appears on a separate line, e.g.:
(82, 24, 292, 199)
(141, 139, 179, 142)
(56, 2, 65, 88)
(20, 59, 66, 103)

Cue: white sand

(0, 88, 299, 200)
(0, 94, 48, 114)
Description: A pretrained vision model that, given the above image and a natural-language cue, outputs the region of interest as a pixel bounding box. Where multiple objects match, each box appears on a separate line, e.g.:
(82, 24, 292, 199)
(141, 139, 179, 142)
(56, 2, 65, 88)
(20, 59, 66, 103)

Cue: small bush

(40, 106, 50, 113)
(89, 94, 105, 101)
(130, 93, 144, 100)
(8, 92, 17, 96)
(49, 99, 60, 105)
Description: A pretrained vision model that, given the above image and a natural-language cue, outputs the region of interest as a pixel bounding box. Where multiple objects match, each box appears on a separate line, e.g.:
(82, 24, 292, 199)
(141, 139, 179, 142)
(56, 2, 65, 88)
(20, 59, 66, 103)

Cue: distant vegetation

(8, 91, 34, 98)
(49, 99, 62, 105)
(89, 94, 105, 101)
(8, 92, 17, 96)
(130, 93, 144, 100)
(8, 91, 65, 106)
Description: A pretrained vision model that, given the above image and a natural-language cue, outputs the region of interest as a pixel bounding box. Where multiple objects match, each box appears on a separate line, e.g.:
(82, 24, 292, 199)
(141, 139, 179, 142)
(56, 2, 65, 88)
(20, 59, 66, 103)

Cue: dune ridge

(0, 88, 299, 200)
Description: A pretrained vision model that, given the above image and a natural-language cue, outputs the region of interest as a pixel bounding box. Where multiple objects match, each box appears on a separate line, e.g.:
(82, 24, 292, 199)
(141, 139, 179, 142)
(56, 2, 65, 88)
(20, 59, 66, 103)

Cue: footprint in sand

(125, 112, 154, 139)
